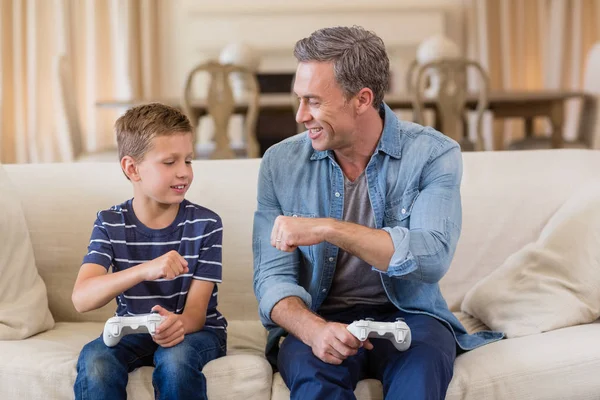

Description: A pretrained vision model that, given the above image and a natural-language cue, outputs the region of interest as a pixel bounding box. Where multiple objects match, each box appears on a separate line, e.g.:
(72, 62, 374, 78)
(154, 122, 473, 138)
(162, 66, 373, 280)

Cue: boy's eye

(164, 161, 174, 165)
(185, 160, 192, 165)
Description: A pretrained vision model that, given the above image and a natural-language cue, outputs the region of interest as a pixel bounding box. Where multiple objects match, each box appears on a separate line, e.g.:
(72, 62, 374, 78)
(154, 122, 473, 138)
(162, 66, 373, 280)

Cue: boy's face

(133, 132, 194, 205)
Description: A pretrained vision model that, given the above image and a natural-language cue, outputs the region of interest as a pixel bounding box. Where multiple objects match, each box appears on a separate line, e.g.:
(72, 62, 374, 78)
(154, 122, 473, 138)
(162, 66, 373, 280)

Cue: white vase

(416, 35, 460, 97)
(219, 42, 261, 100)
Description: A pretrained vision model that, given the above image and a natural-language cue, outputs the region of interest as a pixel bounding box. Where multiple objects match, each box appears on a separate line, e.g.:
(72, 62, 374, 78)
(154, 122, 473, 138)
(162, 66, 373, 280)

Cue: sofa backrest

(442, 149, 600, 310)
(3, 159, 260, 323)
(3, 149, 600, 321)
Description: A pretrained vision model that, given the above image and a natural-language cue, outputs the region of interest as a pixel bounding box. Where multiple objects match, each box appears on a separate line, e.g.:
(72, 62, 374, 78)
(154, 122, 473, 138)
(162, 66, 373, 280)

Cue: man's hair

(115, 103, 193, 161)
(293, 26, 390, 109)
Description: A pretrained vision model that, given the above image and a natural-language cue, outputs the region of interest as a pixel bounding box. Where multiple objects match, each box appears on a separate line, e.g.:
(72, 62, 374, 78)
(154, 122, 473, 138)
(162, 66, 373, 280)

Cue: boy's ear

(121, 155, 140, 181)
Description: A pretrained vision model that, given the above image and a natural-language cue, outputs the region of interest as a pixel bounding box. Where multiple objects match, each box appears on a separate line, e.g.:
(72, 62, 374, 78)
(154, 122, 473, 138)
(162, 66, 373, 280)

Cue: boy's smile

(170, 184, 188, 194)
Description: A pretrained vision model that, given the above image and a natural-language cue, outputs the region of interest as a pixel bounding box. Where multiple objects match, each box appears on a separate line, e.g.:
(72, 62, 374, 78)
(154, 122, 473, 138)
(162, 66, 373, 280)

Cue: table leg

(492, 118, 505, 151)
(549, 101, 564, 149)
(524, 117, 534, 137)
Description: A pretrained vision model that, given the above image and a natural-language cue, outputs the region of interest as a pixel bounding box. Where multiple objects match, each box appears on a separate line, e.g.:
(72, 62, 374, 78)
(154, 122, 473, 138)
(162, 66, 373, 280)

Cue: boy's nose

(176, 164, 189, 178)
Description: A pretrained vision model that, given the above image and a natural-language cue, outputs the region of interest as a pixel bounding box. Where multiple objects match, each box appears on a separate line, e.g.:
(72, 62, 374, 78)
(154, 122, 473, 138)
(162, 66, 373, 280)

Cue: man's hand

(271, 216, 332, 252)
(141, 250, 188, 281)
(308, 321, 374, 365)
(151, 305, 185, 347)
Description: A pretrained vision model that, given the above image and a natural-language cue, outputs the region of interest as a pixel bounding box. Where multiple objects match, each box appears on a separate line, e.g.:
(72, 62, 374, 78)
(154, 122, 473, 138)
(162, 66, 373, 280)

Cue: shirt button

(401, 208, 406, 214)
(322, 289, 327, 293)
(328, 257, 334, 262)
(335, 192, 340, 197)
(292, 214, 298, 217)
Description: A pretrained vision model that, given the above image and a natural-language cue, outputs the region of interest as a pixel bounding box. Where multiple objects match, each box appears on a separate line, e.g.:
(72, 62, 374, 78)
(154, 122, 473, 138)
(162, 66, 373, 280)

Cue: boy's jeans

(74, 328, 226, 400)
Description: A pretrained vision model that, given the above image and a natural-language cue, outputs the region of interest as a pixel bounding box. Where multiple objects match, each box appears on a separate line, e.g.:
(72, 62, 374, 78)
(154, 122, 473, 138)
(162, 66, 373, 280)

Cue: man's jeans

(74, 328, 226, 400)
(278, 304, 456, 400)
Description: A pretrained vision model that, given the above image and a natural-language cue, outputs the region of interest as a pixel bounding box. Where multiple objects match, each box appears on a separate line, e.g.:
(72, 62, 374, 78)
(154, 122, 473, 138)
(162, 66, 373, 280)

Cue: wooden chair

(412, 59, 489, 151)
(55, 55, 118, 162)
(508, 43, 600, 150)
(182, 61, 260, 159)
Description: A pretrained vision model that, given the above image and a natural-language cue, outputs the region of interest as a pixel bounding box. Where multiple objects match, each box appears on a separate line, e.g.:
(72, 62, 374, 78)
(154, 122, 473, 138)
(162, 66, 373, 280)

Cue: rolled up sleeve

(378, 144, 462, 283)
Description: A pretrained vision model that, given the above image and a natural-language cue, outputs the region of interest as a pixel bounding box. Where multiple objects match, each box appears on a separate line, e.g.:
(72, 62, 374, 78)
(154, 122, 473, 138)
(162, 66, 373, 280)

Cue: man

(252, 26, 502, 400)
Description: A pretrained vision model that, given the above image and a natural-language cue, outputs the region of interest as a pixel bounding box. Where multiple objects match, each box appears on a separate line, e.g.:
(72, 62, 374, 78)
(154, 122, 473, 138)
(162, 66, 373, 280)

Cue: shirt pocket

(384, 188, 420, 225)
(282, 210, 317, 219)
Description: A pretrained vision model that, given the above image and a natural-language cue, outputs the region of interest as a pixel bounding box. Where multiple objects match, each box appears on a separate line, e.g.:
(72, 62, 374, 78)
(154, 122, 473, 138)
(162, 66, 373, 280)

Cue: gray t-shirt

(319, 172, 391, 313)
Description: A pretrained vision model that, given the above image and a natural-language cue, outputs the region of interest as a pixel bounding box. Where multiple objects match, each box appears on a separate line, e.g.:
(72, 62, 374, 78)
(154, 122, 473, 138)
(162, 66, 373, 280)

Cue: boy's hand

(142, 250, 189, 281)
(151, 305, 185, 347)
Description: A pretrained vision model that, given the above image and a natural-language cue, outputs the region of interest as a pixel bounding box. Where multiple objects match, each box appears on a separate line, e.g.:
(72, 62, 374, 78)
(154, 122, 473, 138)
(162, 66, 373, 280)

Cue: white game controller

(347, 318, 412, 351)
(103, 312, 167, 347)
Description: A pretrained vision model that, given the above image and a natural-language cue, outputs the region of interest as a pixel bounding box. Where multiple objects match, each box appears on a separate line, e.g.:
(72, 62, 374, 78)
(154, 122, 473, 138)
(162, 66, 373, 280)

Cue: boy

(72, 103, 226, 399)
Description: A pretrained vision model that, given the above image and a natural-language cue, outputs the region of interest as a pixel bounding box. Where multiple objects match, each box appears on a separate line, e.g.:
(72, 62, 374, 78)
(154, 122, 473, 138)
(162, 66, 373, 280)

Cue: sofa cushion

(441, 149, 600, 311)
(0, 165, 54, 339)
(461, 183, 600, 337)
(446, 321, 600, 400)
(0, 320, 271, 400)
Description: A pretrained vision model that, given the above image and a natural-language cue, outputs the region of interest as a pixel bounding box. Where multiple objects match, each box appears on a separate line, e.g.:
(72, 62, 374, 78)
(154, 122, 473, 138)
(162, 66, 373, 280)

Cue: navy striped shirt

(83, 199, 227, 333)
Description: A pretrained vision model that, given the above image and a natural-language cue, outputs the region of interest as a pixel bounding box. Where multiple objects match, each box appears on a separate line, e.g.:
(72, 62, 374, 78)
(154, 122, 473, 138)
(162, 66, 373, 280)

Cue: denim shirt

(252, 104, 504, 360)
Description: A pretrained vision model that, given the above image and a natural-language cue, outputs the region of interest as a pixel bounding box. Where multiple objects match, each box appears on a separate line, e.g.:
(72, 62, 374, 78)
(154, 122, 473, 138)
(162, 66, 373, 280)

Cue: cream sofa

(1, 149, 600, 400)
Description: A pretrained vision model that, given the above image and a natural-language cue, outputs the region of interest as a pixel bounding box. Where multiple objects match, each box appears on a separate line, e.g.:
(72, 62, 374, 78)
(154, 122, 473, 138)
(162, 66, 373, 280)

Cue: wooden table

(97, 90, 590, 151)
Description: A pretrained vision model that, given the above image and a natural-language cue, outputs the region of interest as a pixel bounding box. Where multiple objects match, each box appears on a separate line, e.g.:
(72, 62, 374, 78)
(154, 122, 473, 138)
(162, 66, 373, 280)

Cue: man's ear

(121, 155, 140, 181)
(355, 88, 374, 114)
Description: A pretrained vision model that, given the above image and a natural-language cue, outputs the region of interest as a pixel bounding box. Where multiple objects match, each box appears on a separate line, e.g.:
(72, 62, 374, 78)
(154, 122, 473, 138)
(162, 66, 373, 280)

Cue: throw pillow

(0, 165, 54, 339)
(461, 183, 600, 338)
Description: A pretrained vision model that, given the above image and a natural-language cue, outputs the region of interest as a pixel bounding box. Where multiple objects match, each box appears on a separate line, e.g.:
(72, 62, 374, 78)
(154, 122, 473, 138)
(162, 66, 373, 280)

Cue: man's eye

(164, 161, 174, 165)
(185, 160, 192, 165)
(308, 101, 319, 106)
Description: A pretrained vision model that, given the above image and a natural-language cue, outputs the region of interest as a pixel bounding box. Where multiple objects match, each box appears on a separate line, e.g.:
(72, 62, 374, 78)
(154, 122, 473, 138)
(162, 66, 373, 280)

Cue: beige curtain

(0, 0, 162, 163)
(464, 0, 600, 146)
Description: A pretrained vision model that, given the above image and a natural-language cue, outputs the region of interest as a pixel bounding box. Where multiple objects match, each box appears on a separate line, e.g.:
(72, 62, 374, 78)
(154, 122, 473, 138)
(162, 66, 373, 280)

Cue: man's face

(293, 61, 358, 152)
(134, 132, 194, 206)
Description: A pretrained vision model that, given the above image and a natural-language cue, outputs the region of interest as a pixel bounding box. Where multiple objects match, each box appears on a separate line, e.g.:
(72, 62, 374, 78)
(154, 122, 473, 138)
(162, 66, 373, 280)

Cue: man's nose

(295, 101, 312, 125)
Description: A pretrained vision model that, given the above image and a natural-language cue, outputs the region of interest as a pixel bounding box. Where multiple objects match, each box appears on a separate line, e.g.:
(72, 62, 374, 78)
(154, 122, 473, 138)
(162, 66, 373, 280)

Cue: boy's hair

(293, 26, 390, 109)
(115, 103, 193, 161)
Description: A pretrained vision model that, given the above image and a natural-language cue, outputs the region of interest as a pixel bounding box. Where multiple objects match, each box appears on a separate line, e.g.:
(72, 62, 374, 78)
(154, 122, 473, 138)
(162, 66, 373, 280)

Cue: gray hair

(293, 26, 390, 109)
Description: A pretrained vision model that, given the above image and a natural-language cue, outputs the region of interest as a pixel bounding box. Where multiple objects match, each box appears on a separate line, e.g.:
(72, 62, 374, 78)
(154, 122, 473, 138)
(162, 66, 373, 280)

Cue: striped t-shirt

(82, 198, 227, 333)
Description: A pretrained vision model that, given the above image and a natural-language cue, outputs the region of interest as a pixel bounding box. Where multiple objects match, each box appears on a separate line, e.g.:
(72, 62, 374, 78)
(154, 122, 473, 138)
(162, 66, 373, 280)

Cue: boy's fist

(143, 250, 188, 281)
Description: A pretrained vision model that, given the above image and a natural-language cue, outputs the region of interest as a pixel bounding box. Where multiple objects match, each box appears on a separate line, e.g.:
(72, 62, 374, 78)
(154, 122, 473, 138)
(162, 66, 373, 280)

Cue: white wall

(157, 0, 466, 98)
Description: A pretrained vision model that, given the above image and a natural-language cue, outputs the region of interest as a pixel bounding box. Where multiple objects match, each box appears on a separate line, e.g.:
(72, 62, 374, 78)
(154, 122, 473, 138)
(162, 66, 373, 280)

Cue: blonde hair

(115, 103, 193, 161)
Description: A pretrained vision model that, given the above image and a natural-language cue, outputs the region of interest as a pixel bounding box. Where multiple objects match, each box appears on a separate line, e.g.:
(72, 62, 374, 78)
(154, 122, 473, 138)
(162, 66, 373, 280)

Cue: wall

(157, 0, 466, 98)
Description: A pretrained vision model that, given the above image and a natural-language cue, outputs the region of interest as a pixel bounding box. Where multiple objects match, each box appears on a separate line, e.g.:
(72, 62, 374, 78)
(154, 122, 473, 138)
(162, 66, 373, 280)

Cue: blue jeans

(278, 304, 456, 400)
(74, 328, 226, 400)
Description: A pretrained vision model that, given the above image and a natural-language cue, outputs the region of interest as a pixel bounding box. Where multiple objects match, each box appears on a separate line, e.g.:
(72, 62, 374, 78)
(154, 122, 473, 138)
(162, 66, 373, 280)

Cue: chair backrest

(578, 43, 600, 149)
(412, 58, 489, 151)
(55, 55, 84, 160)
(405, 59, 419, 95)
(182, 61, 260, 159)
